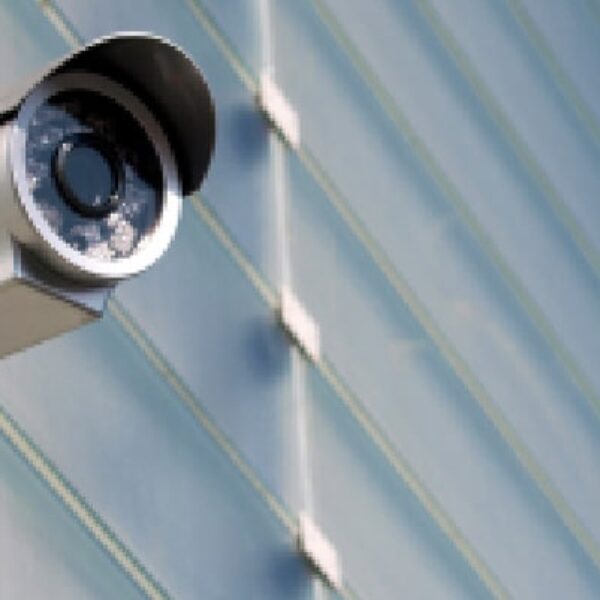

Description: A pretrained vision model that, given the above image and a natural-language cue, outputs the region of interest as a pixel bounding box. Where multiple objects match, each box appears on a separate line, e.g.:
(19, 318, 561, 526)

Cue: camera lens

(25, 89, 163, 261)
(53, 132, 123, 218)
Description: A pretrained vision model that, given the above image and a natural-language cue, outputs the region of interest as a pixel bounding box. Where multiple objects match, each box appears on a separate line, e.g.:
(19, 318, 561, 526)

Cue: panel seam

(308, 0, 600, 428)
(37, 0, 600, 589)
(190, 196, 509, 600)
(502, 0, 600, 152)
(0, 403, 172, 600)
(412, 0, 600, 283)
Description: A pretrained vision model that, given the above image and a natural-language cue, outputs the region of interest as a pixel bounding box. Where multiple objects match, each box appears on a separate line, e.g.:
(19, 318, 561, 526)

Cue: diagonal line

(37, 0, 600, 587)
(318, 355, 511, 599)
(0, 403, 172, 600)
(158, 0, 600, 582)
(503, 0, 600, 150)
(37, 0, 82, 48)
(190, 195, 509, 599)
(107, 298, 293, 532)
(107, 298, 361, 600)
(183, 0, 256, 91)
(310, 0, 600, 439)
(293, 146, 600, 574)
(413, 0, 600, 285)
(306, 0, 600, 572)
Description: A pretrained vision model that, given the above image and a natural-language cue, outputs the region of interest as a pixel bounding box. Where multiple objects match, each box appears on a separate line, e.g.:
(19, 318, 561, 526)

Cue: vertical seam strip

(107, 297, 360, 600)
(190, 197, 510, 600)
(185, 0, 600, 579)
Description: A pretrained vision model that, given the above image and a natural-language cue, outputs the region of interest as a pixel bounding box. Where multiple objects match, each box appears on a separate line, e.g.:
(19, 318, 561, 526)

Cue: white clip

(279, 286, 320, 362)
(297, 512, 342, 591)
(258, 72, 301, 149)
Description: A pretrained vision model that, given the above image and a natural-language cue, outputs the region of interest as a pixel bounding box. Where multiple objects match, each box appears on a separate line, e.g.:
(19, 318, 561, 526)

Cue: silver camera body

(0, 33, 215, 357)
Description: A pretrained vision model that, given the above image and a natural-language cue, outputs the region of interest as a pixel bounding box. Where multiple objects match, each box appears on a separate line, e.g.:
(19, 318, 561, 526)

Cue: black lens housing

(52, 131, 123, 219)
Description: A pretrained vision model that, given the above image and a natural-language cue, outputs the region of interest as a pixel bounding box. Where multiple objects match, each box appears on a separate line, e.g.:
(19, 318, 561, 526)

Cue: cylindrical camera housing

(0, 71, 182, 283)
(0, 33, 215, 358)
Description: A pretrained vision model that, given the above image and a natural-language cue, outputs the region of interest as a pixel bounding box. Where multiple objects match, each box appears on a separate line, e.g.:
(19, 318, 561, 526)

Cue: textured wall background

(0, 1, 599, 598)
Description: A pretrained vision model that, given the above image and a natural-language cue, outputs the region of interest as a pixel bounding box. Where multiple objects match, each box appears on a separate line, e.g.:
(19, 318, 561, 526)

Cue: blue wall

(0, 1, 600, 598)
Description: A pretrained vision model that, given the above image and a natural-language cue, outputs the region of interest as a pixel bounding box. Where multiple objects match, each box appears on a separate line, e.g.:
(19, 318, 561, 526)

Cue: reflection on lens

(25, 90, 163, 261)
(53, 132, 122, 218)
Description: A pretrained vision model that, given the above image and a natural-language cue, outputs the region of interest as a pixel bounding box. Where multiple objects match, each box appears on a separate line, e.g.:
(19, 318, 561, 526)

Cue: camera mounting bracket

(0, 233, 112, 358)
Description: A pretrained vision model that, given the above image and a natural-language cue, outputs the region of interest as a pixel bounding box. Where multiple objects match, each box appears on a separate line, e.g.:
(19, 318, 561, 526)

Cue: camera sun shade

(0, 33, 215, 357)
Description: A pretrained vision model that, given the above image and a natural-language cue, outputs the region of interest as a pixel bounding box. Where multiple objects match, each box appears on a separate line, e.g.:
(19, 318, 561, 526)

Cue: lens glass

(61, 143, 115, 206)
(25, 89, 163, 261)
(54, 132, 121, 217)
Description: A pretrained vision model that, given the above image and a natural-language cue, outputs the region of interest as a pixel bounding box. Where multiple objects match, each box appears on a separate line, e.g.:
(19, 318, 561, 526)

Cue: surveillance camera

(0, 33, 215, 357)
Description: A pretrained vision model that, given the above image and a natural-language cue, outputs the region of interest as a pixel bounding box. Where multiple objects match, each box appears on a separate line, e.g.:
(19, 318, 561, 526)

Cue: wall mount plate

(258, 72, 301, 149)
(278, 286, 321, 363)
(297, 512, 342, 591)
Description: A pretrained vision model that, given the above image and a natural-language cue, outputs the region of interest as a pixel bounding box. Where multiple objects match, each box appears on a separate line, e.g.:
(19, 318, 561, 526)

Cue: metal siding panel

(0, 314, 310, 599)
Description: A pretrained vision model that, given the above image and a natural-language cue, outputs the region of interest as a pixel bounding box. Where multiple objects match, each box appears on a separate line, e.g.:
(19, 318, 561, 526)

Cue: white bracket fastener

(297, 512, 342, 591)
(257, 71, 301, 149)
(278, 286, 321, 362)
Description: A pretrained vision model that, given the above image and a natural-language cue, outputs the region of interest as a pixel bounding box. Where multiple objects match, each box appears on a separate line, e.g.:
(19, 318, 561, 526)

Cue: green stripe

(0, 404, 171, 600)
(193, 192, 509, 600)
(414, 0, 600, 282)
(504, 0, 600, 150)
(38, 0, 600, 592)
(310, 0, 600, 426)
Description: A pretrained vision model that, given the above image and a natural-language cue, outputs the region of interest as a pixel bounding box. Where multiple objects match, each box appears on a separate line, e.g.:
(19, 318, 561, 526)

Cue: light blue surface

(288, 150, 600, 597)
(116, 203, 297, 509)
(0, 430, 144, 599)
(0, 315, 311, 600)
(276, 0, 600, 548)
(0, 0, 598, 597)
(305, 366, 493, 600)
(0, 2, 68, 87)
(193, 0, 264, 73)
(317, 0, 600, 403)
(426, 0, 600, 257)
(518, 0, 600, 124)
